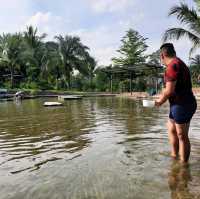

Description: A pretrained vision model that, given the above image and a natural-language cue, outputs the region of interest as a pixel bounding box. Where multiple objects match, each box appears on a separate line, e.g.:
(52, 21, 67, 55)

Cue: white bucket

(142, 99, 155, 107)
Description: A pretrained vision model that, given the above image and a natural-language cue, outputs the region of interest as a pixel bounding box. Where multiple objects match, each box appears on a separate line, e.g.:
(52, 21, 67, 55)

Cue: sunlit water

(0, 97, 200, 199)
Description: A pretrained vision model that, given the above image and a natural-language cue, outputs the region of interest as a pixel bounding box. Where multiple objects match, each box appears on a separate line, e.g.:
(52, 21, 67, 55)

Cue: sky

(0, 0, 196, 66)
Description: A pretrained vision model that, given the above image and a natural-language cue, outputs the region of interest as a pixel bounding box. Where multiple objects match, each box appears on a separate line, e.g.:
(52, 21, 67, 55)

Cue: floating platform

(43, 102, 63, 106)
(58, 95, 83, 101)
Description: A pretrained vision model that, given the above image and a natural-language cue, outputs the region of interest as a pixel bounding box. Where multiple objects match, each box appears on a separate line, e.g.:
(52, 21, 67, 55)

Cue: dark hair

(160, 43, 176, 57)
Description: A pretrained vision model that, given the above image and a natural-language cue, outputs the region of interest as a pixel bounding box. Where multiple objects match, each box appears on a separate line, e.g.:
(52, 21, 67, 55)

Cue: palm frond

(163, 27, 199, 43)
(169, 3, 200, 35)
(190, 54, 200, 65)
(163, 27, 200, 55)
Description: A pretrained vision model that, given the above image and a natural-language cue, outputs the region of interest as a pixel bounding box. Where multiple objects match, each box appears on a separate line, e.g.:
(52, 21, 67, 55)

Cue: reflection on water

(168, 161, 194, 199)
(0, 99, 92, 173)
(0, 97, 200, 199)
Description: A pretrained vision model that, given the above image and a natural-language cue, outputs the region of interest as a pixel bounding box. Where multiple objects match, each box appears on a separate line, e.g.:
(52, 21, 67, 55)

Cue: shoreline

(0, 90, 117, 101)
(1, 87, 200, 101)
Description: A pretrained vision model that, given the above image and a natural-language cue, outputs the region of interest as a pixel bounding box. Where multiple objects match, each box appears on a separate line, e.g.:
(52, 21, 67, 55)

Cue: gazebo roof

(102, 63, 163, 77)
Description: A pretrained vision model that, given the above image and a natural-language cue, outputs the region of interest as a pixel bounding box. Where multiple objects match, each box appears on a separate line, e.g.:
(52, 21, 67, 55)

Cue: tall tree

(0, 27, 98, 90)
(163, 2, 200, 55)
(147, 50, 161, 65)
(23, 26, 47, 82)
(112, 29, 148, 66)
(41, 41, 63, 89)
(0, 33, 24, 88)
(86, 56, 96, 90)
(94, 67, 110, 92)
(55, 35, 90, 89)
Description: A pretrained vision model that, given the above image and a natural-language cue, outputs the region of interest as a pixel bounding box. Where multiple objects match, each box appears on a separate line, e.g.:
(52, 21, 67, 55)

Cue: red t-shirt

(164, 57, 194, 104)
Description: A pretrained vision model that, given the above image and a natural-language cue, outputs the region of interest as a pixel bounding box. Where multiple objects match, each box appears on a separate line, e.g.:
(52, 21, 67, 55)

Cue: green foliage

(0, 26, 97, 91)
(109, 29, 153, 92)
(163, 2, 200, 55)
(21, 82, 39, 89)
(146, 50, 164, 77)
(94, 68, 110, 91)
(55, 35, 94, 89)
(194, 0, 200, 10)
(119, 79, 131, 92)
(0, 26, 164, 92)
(0, 33, 25, 88)
(112, 29, 148, 66)
(163, 0, 200, 84)
(189, 54, 200, 84)
(134, 78, 147, 91)
(148, 50, 160, 65)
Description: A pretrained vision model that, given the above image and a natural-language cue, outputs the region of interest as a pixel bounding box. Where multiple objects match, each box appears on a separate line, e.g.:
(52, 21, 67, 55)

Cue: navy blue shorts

(169, 101, 197, 124)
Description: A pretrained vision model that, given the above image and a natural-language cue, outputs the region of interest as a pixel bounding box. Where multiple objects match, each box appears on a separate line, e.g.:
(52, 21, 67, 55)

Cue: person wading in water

(155, 43, 197, 163)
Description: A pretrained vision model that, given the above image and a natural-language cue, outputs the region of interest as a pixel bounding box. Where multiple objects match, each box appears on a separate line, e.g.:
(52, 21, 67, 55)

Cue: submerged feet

(170, 153, 189, 165)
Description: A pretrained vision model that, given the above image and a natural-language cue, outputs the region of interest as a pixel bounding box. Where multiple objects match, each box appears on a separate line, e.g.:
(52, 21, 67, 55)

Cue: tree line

(0, 26, 160, 92)
(0, 26, 98, 90)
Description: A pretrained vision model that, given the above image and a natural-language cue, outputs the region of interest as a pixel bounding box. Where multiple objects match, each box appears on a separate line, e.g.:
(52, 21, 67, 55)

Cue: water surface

(0, 97, 200, 199)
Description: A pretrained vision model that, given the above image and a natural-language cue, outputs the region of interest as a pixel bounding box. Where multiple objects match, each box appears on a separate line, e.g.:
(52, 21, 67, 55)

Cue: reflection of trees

(123, 99, 159, 135)
(96, 97, 162, 136)
(168, 161, 194, 199)
(0, 99, 93, 161)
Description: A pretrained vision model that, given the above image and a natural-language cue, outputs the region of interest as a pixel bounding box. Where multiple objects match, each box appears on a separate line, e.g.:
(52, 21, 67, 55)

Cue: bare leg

(175, 122, 190, 163)
(167, 119, 179, 158)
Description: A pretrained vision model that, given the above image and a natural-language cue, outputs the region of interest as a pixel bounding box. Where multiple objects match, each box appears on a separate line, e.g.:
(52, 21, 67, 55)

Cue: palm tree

(41, 41, 63, 89)
(24, 26, 46, 49)
(55, 35, 90, 89)
(0, 33, 24, 88)
(86, 56, 97, 90)
(190, 54, 200, 84)
(23, 26, 47, 82)
(163, 2, 200, 55)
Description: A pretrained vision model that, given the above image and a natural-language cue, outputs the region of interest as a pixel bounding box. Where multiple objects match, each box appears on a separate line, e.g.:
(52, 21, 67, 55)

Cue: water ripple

(0, 98, 200, 199)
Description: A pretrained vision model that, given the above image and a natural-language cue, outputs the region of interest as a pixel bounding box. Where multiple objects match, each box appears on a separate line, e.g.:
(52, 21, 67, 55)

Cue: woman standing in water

(155, 43, 197, 163)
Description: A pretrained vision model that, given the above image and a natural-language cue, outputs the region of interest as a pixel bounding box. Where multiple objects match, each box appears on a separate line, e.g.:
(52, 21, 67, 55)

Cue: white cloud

(70, 26, 122, 66)
(86, 0, 136, 13)
(95, 47, 119, 66)
(26, 12, 52, 27)
(23, 12, 66, 39)
(70, 12, 145, 66)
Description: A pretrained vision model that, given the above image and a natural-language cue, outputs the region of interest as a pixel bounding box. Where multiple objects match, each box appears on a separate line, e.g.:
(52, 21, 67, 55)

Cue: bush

(19, 82, 39, 89)
(37, 80, 53, 90)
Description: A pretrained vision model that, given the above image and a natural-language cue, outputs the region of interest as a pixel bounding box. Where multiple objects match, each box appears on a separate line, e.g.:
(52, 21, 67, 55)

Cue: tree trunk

(65, 64, 71, 90)
(89, 74, 93, 91)
(56, 78, 58, 90)
(68, 74, 71, 90)
(110, 74, 113, 93)
(10, 65, 14, 89)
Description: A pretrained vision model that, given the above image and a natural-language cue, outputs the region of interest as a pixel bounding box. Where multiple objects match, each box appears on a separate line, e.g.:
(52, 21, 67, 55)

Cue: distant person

(14, 91, 24, 101)
(155, 43, 197, 163)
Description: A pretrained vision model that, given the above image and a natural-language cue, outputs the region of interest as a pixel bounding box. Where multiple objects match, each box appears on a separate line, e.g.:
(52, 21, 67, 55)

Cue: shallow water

(0, 97, 200, 199)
